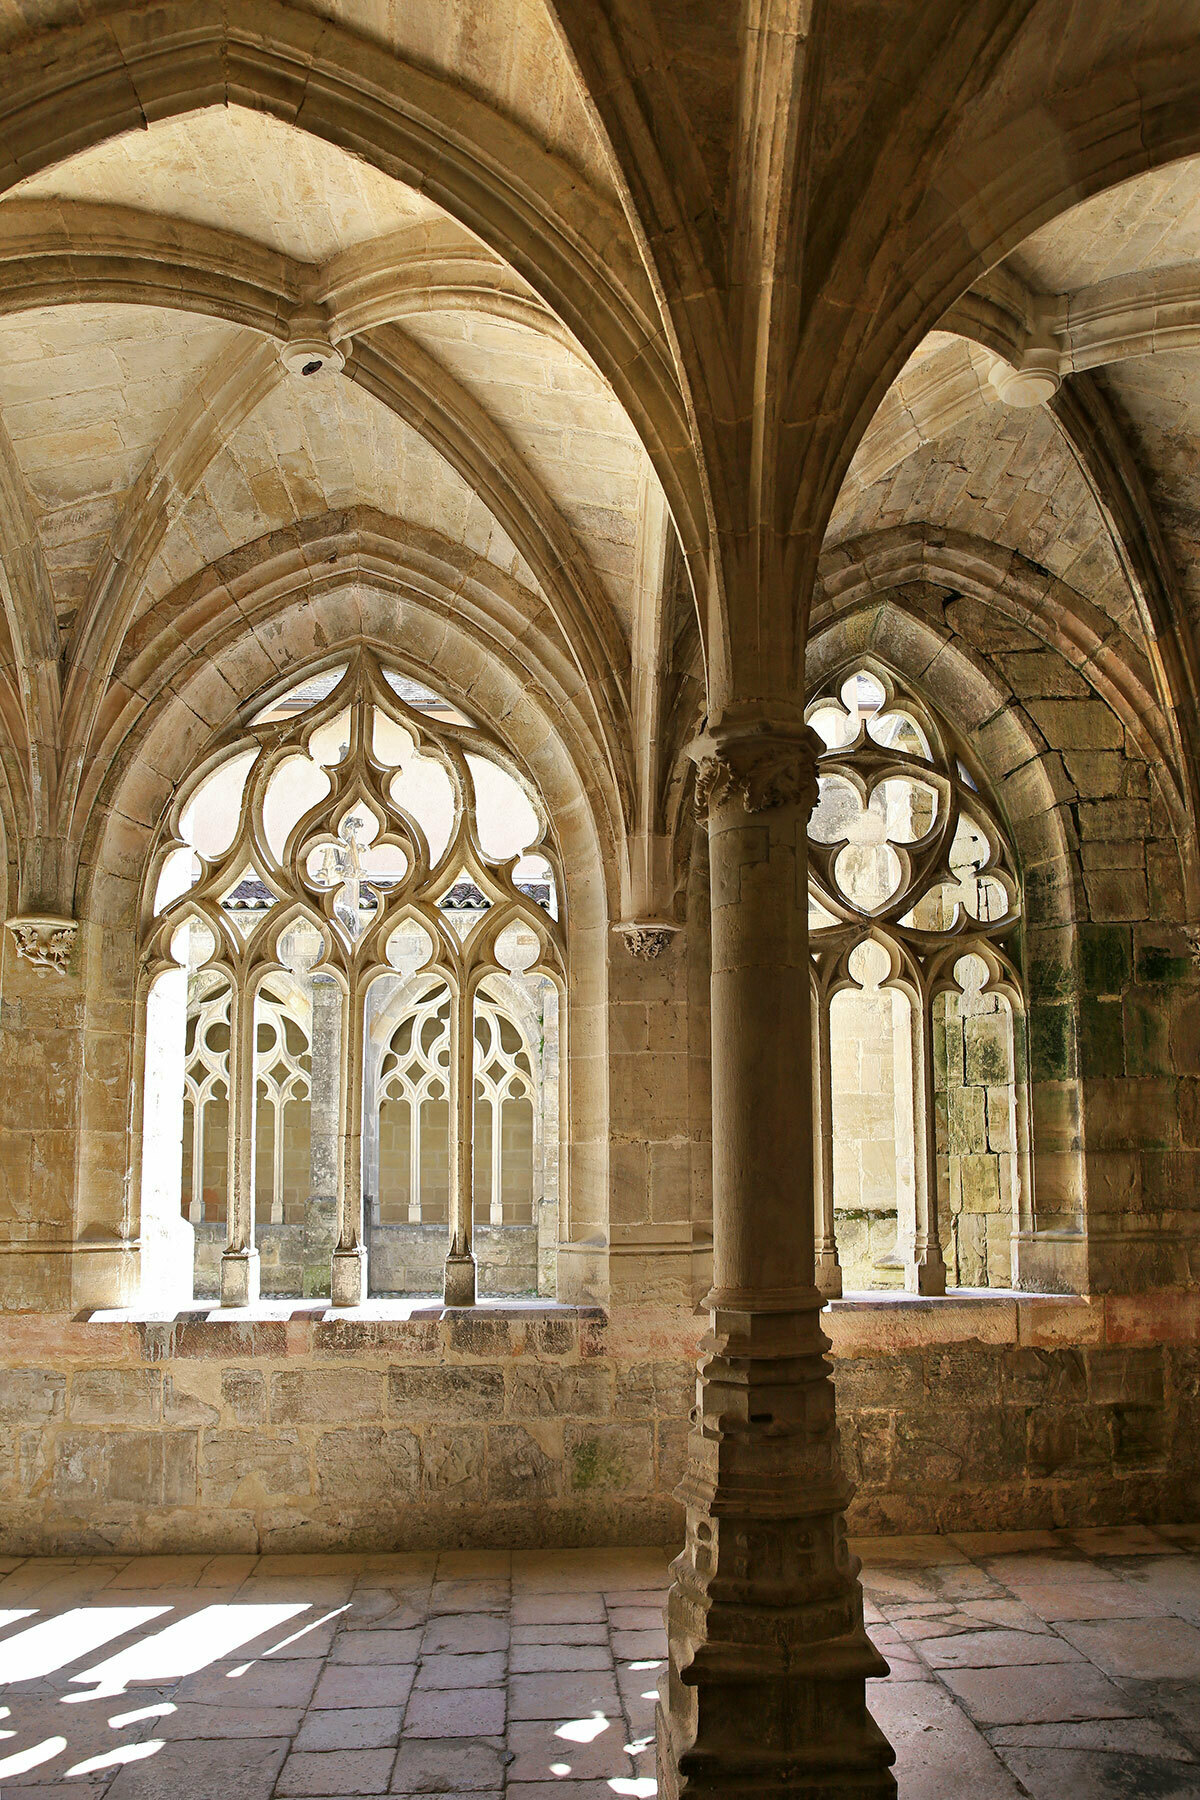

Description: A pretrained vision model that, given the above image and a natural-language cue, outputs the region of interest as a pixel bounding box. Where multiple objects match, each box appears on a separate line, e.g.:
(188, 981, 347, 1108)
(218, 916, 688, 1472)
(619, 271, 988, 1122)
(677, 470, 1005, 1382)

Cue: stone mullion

(188, 1089, 204, 1225)
(220, 977, 261, 1307)
(270, 1088, 285, 1226)
(490, 1092, 504, 1226)
(813, 983, 841, 1299)
(658, 711, 895, 1800)
(908, 986, 948, 1297)
(444, 979, 477, 1306)
(332, 977, 368, 1305)
(307, 977, 342, 1288)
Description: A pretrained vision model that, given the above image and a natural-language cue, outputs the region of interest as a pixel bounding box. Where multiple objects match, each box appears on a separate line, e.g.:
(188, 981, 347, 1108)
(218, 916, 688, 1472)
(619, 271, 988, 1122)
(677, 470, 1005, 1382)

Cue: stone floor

(0, 1527, 1196, 1796)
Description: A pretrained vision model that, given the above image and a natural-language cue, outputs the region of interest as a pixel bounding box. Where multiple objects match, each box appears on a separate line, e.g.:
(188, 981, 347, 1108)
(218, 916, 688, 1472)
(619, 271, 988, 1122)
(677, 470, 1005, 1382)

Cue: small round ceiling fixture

(280, 337, 346, 378)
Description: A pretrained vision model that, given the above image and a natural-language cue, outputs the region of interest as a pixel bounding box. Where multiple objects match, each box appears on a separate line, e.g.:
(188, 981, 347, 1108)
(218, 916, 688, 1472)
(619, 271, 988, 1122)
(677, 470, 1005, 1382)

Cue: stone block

(1028, 1407, 1112, 1475)
(833, 1353, 923, 1410)
(655, 1417, 688, 1489)
(614, 1359, 696, 1419)
(959, 1155, 1002, 1214)
(1110, 1404, 1167, 1467)
(422, 1426, 487, 1498)
(1086, 1347, 1164, 1408)
(486, 1424, 560, 1501)
(999, 1345, 1087, 1407)
(389, 1364, 504, 1420)
(271, 1369, 385, 1423)
(0, 1367, 65, 1421)
(1078, 998, 1125, 1078)
(923, 1346, 1003, 1404)
(201, 1430, 312, 1507)
(1080, 896, 1138, 977)
(54, 1429, 196, 1506)
(893, 1406, 1023, 1487)
(566, 1423, 654, 1494)
(222, 1367, 266, 1425)
(506, 1362, 611, 1418)
(443, 1315, 516, 1360)
(70, 1367, 160, 1424)
(315, 1426, 420, 1503)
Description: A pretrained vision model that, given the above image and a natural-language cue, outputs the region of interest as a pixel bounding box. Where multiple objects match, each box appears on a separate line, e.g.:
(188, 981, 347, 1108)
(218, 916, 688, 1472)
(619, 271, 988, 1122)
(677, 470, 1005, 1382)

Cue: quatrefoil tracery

(806, 666, 1021, 1000)
(143, 653, 565, 997)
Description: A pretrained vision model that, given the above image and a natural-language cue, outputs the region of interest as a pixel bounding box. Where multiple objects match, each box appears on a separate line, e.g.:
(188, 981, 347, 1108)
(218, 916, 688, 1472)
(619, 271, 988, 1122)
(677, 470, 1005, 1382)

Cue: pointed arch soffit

(0, 274, 639, 874)
(57, 335, 286, 817)
(0, 0, 708, 595)
(0, 200, 596, 354)
(47, 303, 640, 845)
(74, 520, 628, 919)
(839, 324, 1200, 817)
(543, 0, 817, 697)
(779, 25, 1200, 582)
(813, 523, 1191, 844)
(0, 397, 58, 877)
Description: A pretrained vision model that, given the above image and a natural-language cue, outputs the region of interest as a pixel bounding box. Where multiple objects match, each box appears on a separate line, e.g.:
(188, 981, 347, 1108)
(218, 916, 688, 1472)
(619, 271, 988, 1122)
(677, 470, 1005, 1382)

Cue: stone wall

(0, 1295, 1196, 1554)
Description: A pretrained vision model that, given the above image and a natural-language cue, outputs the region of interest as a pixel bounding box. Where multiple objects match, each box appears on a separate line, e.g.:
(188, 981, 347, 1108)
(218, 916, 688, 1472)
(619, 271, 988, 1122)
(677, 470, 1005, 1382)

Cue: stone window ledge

(84, 1287, 1060, 1329)
(86, 1296, 592, 1325)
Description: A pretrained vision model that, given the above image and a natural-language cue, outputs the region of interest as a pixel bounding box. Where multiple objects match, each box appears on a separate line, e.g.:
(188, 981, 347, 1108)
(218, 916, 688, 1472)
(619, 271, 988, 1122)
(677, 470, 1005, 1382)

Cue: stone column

(444, 980, 477, 1305)
(908, 994, 948, 1296)
(307, 975, 340, 1299)
(332, 978, 368, 1306)
(657, 707, 895, 1800)
(221, 980, 260, 1307)
(813, 985, 842, 1298)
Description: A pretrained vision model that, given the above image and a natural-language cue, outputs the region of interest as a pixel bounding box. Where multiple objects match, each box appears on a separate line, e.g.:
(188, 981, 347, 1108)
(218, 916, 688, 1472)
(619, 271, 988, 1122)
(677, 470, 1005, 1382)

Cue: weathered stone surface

(201, 1431, 312, 1507)
(314, 1427, 420, 1503)
(271, 1369, 386, 1423)
(486, 1425, 560, 1501)
(389, 1364, 504, 1420)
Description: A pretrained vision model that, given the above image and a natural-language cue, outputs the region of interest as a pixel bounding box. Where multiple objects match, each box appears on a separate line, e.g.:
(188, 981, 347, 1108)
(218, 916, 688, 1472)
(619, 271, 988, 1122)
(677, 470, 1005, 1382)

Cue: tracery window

(806, 665, 1029, 1295)
(140, 652, 564, 1309)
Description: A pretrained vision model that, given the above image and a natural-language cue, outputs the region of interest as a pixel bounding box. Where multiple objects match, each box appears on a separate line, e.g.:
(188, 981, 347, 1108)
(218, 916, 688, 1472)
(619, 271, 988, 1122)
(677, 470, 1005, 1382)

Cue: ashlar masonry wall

(0, 1295, 1196, 1554)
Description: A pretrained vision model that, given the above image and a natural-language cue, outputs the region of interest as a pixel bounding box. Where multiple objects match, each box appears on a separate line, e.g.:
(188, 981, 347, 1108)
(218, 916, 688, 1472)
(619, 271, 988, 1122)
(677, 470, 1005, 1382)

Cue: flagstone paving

(0, 1527, 1196, 1795)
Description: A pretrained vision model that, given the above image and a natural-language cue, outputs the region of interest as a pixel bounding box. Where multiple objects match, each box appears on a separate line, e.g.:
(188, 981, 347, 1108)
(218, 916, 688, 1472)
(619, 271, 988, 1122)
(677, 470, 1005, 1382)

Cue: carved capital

(690, 711, 823, 819)
(4, 913, 77, 974)
(613, 921, 679, 959)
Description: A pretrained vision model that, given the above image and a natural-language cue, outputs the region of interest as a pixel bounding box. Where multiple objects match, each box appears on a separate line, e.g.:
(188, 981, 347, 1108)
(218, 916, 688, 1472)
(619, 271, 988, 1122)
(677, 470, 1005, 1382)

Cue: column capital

(689, 704, 823, 818)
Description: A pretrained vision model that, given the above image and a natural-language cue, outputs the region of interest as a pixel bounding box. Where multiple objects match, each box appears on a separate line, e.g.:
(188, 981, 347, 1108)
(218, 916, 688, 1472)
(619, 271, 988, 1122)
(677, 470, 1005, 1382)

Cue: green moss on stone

(1078, 997, 1125, 1079)
(1030, 1004, 1074, 1082)
(1079, 924, 1132, 998)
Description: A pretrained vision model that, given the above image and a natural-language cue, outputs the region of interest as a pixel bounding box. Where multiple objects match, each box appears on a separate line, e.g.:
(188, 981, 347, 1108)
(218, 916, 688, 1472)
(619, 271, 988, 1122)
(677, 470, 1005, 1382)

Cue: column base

(331, 1244, 367, 1306)
(657, 1305, 895, 1799)
(815, 1251, 843, 1300)
(443, 1251, 477, 1307)
(220, 1247, 261, 1308)
(905, 1248, 947, 1296)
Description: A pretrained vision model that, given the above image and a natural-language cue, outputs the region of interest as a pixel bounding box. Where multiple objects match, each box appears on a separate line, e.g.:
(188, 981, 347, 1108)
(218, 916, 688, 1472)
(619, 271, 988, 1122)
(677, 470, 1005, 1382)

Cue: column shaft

(657, 713, 895, 1800)
(444, 980, 477, 1305)
(220, 979, 260, 1306)
(332, 978, 367, 1305)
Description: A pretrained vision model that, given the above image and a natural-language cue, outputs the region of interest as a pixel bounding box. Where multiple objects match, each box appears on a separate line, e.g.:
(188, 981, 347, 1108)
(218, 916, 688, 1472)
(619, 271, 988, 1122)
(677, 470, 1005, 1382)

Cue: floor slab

(0, 1530, 1192, 1793)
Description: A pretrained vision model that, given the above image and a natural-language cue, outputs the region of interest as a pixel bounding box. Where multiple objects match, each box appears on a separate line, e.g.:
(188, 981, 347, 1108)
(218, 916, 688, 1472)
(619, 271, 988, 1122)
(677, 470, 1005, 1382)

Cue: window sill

(86, 1295, 592, 1325)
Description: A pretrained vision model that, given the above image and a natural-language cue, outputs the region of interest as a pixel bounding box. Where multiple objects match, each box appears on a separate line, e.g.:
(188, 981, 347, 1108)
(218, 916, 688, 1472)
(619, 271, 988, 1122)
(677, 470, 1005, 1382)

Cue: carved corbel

(4, 913, 77, 974)
(613, 921, 680, 959)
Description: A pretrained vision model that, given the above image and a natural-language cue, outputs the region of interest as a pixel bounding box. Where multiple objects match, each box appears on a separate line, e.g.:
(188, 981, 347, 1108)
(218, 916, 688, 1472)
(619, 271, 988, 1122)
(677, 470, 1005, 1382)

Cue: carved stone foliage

(692, 716, 824, 818)
(3, 915, 77, 974)
(614, 922, 678, 959)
